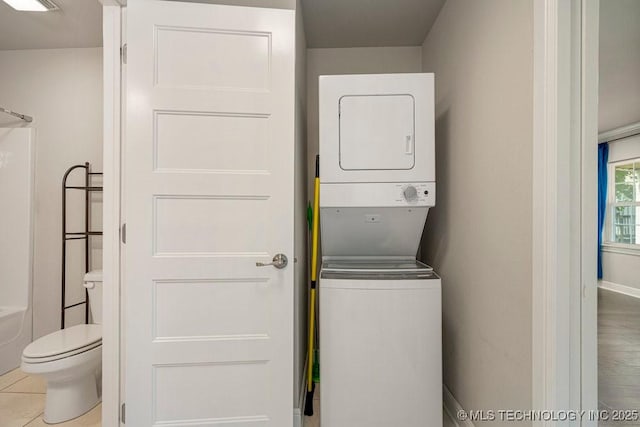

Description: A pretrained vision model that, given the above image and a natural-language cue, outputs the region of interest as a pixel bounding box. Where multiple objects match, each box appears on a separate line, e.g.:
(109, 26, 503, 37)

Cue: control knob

(403, 185, 418, 202)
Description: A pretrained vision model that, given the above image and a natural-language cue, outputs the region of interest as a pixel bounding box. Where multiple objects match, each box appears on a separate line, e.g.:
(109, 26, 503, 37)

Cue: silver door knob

(256, 254, 288, 269)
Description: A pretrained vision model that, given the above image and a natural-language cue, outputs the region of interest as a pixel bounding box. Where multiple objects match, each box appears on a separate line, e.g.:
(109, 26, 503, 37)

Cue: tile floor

(302, 384, 457, 427)
(0, 368, 101, 427)
(598, 288, 640, 426)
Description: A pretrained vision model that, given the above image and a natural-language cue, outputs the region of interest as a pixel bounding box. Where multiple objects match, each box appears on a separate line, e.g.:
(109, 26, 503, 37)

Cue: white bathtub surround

(0, 128, 35, 376)
(0, 48, 103, 340)
(0, 309, 31, 375)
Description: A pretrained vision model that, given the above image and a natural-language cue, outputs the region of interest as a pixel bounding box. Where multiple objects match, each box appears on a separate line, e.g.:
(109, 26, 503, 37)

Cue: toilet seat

(23, 324, 102, 364)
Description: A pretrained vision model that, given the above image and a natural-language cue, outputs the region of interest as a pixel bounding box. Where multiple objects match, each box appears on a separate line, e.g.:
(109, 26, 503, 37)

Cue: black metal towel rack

(61, 162, 103, 329)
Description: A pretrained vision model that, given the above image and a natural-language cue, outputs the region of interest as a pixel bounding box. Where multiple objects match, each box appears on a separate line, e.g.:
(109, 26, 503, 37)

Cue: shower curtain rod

(0, 107, 33, 123)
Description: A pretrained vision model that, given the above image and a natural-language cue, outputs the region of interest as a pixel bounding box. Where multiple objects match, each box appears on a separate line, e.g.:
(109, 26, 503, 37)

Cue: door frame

(532, 0, 599, 425)
(579, 1, 599, 423)
(101, 1, 125, 426)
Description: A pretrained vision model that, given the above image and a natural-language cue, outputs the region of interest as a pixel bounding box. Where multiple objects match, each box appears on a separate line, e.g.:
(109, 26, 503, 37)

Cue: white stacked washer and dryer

(318, 73, 442, 426)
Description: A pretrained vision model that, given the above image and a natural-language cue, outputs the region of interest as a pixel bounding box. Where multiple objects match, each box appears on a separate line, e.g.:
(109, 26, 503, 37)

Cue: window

(608, 159, 640, 245)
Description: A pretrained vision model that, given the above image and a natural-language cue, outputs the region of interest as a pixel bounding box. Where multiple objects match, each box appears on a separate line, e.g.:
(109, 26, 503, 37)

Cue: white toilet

(22, 270, 103, 424)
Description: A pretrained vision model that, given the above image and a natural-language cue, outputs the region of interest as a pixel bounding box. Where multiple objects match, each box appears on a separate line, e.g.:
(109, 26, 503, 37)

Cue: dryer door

(319, 73, 435, 184)
(339, 94, 415, 171)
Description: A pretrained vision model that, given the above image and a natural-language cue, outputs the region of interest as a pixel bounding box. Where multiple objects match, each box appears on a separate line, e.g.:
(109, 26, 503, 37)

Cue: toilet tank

(83, 270, 103, 324)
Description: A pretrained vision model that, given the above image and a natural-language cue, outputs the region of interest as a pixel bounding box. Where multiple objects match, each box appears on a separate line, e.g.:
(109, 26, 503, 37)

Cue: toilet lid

(23, 324, 102, 359)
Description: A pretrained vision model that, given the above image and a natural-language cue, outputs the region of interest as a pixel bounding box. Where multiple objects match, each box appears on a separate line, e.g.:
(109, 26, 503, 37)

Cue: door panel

(153, 362, 271, 425)
(154, 26, 271, 91)
(154, 111, 270, 172)
(153, 196, 268, 255)
(125, 1, 294, 425)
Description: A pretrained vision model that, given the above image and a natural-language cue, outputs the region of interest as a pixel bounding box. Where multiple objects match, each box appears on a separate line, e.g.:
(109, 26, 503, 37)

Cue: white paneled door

(125, 1, 294, 425)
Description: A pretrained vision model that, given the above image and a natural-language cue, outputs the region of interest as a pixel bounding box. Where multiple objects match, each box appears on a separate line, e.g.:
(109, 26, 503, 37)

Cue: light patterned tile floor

(0, 368, 101, 426)
(24, 404, 101, 427)
(4, 376, 47, 394)
(0, 369, 28, 391)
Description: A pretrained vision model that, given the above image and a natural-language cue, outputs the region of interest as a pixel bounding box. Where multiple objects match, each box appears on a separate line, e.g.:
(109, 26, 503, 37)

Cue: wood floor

(599, 288, 640, 426)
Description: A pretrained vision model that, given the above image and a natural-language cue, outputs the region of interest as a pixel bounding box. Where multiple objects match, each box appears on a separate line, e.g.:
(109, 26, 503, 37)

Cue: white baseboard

(599, 280, 640, 299)
(293, 407, 302, 427)
(443, 385, 474, 427)
(294, 357, 309, 427)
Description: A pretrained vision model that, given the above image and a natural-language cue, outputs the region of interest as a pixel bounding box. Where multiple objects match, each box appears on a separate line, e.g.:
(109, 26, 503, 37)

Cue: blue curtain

(598, 142, 609, 279)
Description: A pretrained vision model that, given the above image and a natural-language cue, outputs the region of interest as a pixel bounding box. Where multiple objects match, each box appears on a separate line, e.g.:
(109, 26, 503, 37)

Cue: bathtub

(0, 307, 32, 375)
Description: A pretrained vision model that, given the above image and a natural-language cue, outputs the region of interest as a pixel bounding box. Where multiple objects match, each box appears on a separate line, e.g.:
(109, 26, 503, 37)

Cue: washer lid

(321, 259, 437, 280)
(23, 324, 102, 359)
(323, 259, 432, 273)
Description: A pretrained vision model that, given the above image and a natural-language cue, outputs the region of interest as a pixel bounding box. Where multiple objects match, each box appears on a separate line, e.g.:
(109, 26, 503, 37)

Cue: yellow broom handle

(307, 166, 320, 392)
(311, 177, 320, 281)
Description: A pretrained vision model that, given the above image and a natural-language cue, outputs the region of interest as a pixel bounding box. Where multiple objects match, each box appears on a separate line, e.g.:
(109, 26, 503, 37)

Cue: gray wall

(599, 0, 640, 132)
(599, 0, 640, 291)
(602, 251, 640, 290)
(419, 0, 534, 423)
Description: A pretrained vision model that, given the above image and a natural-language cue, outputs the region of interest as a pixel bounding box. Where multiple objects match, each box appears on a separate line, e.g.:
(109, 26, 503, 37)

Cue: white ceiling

(0, 0, 102, 50)
(301, 0, 446, 48)
(0, 0, 446, 50)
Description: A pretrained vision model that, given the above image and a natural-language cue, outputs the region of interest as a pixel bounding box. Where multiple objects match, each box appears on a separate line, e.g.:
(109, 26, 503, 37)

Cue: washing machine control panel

(320, 182, 436, 207)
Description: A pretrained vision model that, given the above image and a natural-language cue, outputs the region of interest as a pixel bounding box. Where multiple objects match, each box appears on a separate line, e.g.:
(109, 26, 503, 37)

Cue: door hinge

(121, 43, 127, 64)
(121, 402, 126, 423)
(121, 223, 127, 244)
